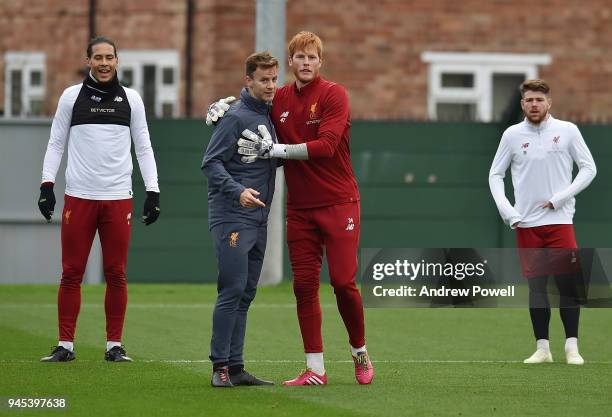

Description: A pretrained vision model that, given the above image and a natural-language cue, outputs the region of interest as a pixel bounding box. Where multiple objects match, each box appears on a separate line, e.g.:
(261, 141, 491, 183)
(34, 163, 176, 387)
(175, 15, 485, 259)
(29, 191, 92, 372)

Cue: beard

(293, 68, 319, 84)
(525, 109, 548, 124)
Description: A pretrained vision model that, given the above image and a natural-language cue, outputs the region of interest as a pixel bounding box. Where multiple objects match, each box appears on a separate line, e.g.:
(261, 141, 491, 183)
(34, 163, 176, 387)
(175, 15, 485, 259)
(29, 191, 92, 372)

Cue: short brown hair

(245, 51, 279, 79)
(520, 79, 550, 97)
(288, 31, 323, 59)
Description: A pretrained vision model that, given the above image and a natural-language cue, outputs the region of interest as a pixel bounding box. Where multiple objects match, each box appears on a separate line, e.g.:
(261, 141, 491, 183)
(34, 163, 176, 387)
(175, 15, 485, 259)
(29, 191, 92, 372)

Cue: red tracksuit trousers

(58, 195, 132, 342)
(287, 201, 366, 352)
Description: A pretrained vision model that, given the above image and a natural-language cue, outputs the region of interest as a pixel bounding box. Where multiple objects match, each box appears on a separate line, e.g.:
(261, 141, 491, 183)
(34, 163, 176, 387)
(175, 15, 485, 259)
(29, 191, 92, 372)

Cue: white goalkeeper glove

(237, 125, 277, 163)
(237, 125, 309, 163)
(205, 96, 236, 126)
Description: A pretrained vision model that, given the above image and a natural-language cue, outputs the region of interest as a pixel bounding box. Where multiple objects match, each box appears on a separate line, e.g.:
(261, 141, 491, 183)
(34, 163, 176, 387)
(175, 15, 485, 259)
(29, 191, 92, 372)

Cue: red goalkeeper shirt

(271, 76, 360, 209)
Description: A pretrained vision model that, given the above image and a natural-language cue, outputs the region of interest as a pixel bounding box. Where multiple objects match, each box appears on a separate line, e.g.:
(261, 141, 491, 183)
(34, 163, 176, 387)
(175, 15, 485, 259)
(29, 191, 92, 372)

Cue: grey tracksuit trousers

(209, 222, 267, 367)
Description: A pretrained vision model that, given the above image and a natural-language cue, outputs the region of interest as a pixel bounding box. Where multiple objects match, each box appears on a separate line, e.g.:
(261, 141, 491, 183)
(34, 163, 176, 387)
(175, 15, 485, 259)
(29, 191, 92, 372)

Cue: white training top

(41, 83, 159, 200)
(489, 115, 596, 229)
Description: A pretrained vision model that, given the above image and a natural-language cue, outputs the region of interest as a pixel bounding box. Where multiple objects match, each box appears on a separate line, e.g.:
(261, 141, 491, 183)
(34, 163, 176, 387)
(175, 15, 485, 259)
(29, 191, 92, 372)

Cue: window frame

(116, 49, 179, 118)
(4, 52, 46, 118)
(422, 52, 552, 122)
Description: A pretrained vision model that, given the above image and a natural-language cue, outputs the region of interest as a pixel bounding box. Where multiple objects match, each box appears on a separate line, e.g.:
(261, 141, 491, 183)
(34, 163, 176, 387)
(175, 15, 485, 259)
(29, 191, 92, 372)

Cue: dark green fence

(127, 120, 611, 283)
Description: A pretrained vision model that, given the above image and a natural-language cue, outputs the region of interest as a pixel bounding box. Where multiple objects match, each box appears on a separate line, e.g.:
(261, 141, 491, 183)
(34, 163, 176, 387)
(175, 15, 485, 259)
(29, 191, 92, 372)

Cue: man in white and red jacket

(38, 36, 160, 363)
(489, 79, 596, 365)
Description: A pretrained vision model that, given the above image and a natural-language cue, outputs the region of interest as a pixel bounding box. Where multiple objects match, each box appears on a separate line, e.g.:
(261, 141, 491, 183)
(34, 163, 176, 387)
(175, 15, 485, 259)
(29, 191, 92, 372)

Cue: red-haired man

(208, 31, 373, 385)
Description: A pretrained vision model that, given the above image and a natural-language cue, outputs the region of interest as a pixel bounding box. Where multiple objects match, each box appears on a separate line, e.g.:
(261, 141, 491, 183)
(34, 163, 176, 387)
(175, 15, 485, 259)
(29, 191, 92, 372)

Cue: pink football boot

(353, 351, 374, 385)
(282, 369, 328, 386)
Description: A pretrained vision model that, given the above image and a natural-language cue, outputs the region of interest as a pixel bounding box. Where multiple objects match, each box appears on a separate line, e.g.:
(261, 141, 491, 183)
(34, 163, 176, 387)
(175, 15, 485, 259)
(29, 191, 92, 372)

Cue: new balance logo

(280, 111, 289, 123)
(346, 217, 355, 231)
(114, 96, 123, 102)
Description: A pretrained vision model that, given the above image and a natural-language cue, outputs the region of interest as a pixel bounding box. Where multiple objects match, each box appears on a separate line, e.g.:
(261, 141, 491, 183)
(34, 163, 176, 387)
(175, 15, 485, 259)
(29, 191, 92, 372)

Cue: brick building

(1, 0, 611, 122)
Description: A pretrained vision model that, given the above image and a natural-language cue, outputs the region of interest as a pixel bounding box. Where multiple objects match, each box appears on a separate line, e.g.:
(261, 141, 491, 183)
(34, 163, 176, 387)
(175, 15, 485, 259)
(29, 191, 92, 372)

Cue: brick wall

(287, 0, 612, 121)
(2, 0, 611, 121)
(0, 0, 89, 115)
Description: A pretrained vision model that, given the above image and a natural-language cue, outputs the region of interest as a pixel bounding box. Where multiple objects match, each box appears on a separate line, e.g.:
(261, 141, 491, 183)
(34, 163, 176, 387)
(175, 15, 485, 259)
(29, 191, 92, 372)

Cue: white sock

(306, 352, 325, 375)
(106, 341, 121, 352)
(350, 345, 367, 356)
(565, 337, 578, 351)
(536, 339, 550, 351)
(59, 341, 74, 352)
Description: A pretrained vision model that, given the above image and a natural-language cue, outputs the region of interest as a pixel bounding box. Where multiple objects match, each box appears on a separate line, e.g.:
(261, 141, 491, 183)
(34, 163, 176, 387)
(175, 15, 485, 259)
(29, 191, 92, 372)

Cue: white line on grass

(138, 359, 612, 365)
(4, 359, 612, 364)
(0, 303, 333, 309)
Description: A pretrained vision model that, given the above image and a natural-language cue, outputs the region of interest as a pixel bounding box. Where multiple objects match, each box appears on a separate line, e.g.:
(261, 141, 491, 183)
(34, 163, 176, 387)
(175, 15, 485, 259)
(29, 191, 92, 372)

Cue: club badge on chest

(306, 102, 321, 125)
(522, 142, 530, 155)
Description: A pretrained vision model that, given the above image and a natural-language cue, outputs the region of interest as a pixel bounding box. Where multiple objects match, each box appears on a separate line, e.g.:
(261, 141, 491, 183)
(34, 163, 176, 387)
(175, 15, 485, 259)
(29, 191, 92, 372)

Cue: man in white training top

(489, 79, 596, 365)
(38, 36, 160, 363)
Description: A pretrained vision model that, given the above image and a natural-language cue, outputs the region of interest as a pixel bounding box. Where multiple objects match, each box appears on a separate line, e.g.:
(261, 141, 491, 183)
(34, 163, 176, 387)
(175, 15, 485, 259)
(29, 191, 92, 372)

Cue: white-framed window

(421, 52, 552, 122)
(116, 50, 179, 118)
(4, 52, 46, 117)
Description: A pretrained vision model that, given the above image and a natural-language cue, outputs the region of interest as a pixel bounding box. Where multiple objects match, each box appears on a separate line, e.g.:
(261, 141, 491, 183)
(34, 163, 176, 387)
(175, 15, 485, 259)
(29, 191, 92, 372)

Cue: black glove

(142, 191, 160, 226)
(38, 182, 56, 222)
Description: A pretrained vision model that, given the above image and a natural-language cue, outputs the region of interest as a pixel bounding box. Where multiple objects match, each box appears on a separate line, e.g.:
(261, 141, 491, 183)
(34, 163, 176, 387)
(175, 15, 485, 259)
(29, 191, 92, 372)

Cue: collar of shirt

(293, 76, 322, 95)
(524, 114, 555, 131)
(240, 87, 272, 115)
(84, 70, 120, 99)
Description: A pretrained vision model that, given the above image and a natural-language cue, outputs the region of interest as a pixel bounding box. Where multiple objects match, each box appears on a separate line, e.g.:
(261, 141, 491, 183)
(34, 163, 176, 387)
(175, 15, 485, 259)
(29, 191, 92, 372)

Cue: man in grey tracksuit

(201, 52, 279, 387)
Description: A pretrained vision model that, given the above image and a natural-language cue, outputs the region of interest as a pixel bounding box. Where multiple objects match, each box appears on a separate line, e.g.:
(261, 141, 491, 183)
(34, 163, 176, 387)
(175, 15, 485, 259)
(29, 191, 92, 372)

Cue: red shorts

(516, 224, 580, 278)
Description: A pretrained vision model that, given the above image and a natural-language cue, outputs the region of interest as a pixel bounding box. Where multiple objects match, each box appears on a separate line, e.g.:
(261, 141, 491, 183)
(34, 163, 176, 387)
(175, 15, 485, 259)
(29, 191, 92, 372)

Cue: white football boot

(523, 348, 553, 364)
(565, 348, 585, 365)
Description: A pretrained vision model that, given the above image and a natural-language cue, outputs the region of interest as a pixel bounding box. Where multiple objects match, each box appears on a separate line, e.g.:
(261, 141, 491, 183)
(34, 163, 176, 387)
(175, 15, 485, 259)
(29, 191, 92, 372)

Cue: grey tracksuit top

(202, 88, 279, 229)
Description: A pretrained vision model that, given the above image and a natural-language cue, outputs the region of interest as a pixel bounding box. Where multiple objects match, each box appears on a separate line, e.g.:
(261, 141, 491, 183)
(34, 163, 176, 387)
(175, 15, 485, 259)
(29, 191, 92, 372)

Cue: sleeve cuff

(233, 186, 246, 202)
(508, 215, 522, 229)
(548, 195, 565, 210)
(145, 184, 160, 193)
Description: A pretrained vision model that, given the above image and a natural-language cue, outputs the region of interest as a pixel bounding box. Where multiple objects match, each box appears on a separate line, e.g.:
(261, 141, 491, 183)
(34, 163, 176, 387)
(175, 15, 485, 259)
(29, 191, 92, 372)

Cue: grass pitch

(1, 283, 611, 417)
